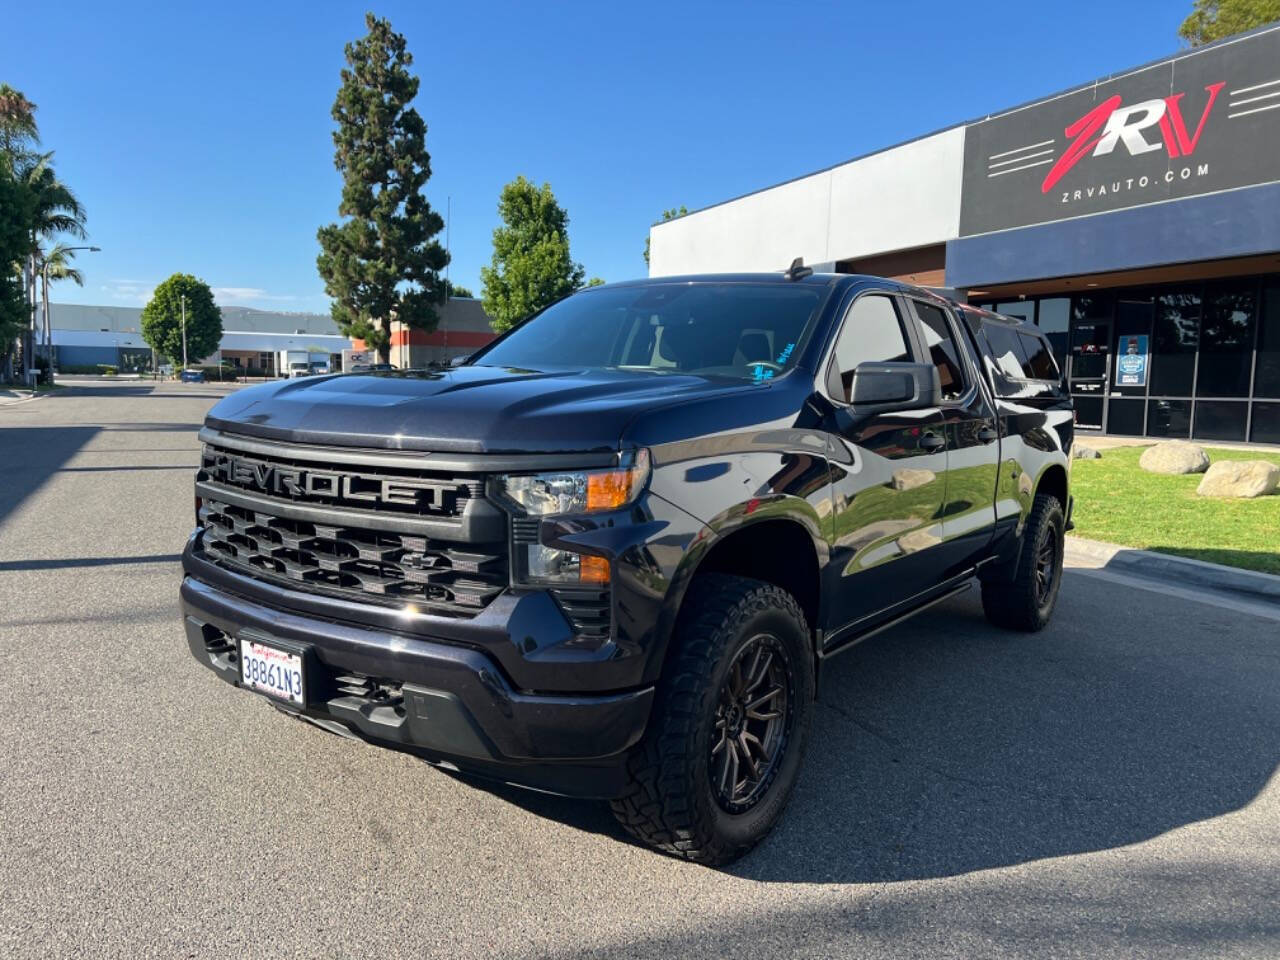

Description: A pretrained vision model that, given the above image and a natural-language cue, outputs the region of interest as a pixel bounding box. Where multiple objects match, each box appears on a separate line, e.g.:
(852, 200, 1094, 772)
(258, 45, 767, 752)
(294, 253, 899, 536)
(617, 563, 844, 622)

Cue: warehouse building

(46, 298, 497, 375)
(648, 24, 1280, 444)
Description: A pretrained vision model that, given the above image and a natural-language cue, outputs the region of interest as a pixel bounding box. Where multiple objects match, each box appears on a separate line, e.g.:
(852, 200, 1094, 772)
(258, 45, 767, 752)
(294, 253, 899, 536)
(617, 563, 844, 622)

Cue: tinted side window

(913, 301, 966, 400)
(1019, 331, 1060, 380)
(982, 323, 1029, 380)
(827, 294, 911, 403)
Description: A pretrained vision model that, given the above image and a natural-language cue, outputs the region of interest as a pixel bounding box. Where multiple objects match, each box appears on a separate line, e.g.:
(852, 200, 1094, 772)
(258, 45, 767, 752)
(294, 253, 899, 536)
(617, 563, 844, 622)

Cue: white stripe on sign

(987, 138, 1055, 161)
(1228, 101, 1280, 119)
(1228, 89, 1280, 109)
(1229, 77, 1280, 97)
(987, 157, 1055, 177)
(988, 148, 1055, 170)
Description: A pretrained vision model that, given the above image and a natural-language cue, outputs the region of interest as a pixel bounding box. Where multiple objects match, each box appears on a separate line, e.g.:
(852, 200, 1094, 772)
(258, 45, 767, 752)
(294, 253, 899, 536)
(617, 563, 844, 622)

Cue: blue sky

(3, 0, 1188, 314)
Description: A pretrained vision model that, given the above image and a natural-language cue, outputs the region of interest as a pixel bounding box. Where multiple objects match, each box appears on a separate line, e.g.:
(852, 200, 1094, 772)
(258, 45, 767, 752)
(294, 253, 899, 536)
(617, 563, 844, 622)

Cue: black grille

(198, 496, 506, 616)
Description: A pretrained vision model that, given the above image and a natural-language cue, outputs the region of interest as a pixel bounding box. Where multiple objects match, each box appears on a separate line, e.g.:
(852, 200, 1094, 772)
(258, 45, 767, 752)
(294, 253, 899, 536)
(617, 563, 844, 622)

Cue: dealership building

(648, 24, 1280, 444)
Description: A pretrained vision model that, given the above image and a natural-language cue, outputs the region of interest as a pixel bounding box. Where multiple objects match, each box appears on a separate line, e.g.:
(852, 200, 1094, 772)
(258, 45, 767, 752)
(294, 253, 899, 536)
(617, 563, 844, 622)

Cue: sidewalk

(0, 387, 36, 406)
(1077, 434, 1280, 454)
(1065, 535, 1280, 605)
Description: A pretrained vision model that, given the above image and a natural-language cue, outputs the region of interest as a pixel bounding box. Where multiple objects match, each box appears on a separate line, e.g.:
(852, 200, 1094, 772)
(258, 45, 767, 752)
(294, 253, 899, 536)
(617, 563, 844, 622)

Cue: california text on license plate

(240, 639, 304, 705)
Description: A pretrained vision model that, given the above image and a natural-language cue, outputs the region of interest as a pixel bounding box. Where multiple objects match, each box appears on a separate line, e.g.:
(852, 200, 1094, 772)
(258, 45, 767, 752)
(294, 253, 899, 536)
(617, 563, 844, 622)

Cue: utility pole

(180, 294, 188, 372)
(39, 245, 100, 388)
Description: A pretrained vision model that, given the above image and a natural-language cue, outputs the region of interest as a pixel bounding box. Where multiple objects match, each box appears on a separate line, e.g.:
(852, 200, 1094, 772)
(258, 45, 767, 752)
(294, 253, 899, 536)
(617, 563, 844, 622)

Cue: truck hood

(203, 365, 760, 454)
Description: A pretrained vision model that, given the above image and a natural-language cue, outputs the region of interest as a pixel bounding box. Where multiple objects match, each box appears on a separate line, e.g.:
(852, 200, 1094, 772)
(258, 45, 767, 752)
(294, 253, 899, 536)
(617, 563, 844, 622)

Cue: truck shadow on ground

(466, 577, 1278, 884)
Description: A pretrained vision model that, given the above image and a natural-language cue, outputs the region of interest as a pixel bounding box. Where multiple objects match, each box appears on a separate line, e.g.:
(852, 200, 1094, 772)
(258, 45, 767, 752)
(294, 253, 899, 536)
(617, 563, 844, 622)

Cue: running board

(820, 580, 973, 660)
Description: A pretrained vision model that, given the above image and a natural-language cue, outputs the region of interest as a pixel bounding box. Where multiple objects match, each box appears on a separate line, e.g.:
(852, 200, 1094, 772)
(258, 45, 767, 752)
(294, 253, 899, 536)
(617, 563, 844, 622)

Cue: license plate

(239, 639, 305, 705)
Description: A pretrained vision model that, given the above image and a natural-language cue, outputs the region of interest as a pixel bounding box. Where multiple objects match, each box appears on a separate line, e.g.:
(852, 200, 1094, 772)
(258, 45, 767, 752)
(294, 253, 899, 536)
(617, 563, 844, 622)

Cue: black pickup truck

(182, 271, 1073, 864)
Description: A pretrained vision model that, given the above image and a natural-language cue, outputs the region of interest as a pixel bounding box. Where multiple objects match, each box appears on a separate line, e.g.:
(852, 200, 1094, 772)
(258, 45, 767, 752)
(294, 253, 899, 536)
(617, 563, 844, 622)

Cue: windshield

(473, 282, 826, 382)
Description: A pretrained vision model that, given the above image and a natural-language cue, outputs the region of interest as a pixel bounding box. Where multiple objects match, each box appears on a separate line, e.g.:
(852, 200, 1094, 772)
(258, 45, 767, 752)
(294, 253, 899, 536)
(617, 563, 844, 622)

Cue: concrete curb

(1065, 536, 1280, 603)
(0, 390, 42, 407)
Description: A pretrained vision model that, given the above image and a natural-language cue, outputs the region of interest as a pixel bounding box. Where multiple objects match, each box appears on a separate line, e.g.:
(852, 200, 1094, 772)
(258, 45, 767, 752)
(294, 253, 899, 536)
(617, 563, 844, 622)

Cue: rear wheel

(981, 493, 1065, 631)
(609, 574, 814, 865)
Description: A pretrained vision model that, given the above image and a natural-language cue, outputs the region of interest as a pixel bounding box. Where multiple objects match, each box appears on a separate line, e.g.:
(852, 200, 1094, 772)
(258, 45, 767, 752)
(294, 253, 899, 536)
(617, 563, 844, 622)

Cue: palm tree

(38, 243, 85, 380)
(0, 85, 38, 380)
(0, 84, 38, 170)
(13, 153, 86, 377)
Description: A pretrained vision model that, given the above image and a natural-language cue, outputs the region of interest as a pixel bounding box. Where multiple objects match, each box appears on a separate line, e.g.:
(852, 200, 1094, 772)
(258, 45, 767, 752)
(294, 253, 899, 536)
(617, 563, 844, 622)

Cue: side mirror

(448, 354, 470, 368)
(848, 361, 941, 410)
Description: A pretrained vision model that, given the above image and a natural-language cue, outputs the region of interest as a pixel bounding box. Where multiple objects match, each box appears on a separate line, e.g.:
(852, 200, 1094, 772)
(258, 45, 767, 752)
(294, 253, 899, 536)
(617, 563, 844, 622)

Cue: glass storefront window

(1147, 398, 1192, 438)
(1196, 282, 1256, 397)
(1256, 285, 1280, 399)
(995, 300, 1035, 324)
(1069, 294, 1113, 382)
(1107, 397, 1144, 436)
(1151, 289, 1200, 397)
(1251, 402, 1280, 444)
(1193, 400, 1248, 442)
(1113, 298, 1154, 397)
(1037, 298, 1069, 368)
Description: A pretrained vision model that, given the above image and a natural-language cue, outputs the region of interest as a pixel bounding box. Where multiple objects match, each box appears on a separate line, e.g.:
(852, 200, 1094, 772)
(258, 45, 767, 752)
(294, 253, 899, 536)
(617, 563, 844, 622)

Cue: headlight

(495, 449, 650, 517)
(495, 450, 651, 587)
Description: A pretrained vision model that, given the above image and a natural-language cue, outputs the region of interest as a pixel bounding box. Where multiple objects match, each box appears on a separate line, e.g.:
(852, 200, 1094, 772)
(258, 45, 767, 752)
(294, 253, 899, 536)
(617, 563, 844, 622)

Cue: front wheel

(981, 493, 1065, 631)
(609, 574, 814, 865)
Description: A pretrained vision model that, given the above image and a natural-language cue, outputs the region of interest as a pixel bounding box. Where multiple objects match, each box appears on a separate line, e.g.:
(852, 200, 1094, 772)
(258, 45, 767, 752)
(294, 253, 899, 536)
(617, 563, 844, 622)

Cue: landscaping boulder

(1073, 445, 1101, 460)
(1139, 441, 1209, 475)
(1195, 460, 1280, 499)
(890, 468, 936, 491)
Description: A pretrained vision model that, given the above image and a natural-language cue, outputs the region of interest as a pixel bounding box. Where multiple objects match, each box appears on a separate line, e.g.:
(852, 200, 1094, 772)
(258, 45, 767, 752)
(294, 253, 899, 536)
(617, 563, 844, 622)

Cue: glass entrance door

(1068, 318, 1111, 430)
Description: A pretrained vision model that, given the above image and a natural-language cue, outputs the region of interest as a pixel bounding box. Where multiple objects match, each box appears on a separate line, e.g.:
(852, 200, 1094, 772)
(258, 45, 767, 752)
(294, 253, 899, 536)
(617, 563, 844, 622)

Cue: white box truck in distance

(277, 350, 310, 378)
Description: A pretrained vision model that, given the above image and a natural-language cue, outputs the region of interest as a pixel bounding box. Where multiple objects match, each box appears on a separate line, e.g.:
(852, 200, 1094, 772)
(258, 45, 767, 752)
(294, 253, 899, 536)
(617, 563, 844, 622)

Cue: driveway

(1, 381, 1276, 959)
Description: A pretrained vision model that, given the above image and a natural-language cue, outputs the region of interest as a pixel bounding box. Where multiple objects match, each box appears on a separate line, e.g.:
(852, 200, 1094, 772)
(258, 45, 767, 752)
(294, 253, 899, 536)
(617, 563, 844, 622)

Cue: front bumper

(181, 575, 654, 799)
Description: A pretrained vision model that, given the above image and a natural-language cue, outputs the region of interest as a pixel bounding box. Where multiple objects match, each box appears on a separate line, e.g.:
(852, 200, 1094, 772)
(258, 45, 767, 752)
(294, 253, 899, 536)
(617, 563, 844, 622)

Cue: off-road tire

(609, 573, 814, 865)
(981, 493, 1065, 632)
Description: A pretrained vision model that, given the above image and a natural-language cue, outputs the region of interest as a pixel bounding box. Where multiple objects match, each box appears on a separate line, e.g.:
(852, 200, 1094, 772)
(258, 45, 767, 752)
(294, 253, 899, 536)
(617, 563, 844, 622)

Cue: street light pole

(180, 294, 188, 372)
(40, 245, 101, 388)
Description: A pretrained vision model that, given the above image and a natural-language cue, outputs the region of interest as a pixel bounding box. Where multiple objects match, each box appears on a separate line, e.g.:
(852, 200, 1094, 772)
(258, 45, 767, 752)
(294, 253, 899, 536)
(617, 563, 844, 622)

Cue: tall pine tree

(317, 14, 447, 363)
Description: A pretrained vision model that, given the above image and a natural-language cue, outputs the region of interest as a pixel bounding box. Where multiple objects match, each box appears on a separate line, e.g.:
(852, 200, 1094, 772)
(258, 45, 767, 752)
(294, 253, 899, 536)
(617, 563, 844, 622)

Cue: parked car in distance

(179, 369, 204, 383)
(182, 269, 1073, 865)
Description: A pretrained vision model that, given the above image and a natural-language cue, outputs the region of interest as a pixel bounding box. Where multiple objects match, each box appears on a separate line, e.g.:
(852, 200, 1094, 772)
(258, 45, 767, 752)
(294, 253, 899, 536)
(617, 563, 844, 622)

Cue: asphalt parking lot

(1, 381, 1277, 959)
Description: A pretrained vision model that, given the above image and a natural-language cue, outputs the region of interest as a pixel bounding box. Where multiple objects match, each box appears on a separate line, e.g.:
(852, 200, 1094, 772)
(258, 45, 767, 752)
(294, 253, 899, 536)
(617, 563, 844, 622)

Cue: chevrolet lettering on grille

(205, 452, 461, 512)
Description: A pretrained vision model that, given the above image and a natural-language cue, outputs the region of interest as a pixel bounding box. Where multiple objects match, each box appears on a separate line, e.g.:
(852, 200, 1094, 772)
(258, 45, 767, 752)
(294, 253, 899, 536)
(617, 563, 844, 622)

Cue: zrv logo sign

(1042, 83, 1223, 192)
(958, 27, 1280, 236)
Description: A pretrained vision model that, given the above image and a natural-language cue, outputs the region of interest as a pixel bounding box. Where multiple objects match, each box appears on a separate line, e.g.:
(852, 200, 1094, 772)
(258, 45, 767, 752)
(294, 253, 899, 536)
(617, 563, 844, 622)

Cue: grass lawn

(1070, 445, 1280, 575)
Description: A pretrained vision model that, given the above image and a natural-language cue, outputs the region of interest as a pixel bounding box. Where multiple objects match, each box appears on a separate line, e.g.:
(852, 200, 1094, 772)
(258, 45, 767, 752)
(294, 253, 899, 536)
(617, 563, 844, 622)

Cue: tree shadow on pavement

(465, 579, 1278, 885)
(0, 425, 100, 528)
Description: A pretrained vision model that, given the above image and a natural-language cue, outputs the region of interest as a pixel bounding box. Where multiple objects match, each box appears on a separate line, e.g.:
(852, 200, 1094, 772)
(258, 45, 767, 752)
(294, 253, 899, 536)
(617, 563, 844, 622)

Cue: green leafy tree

(1180, 0, 1280, 44)
(316, 14, 448, 363)
(141, 274, 223, 366)
(586, 276, 605, 287)
(480, 176, 584, 332)
(445, 280, 473, 298)
(643, 205, 688, 267)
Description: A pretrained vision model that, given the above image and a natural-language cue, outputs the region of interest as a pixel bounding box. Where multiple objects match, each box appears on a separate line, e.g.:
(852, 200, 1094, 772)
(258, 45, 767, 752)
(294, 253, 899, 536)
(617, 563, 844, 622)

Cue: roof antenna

(784, 257, 813, 281)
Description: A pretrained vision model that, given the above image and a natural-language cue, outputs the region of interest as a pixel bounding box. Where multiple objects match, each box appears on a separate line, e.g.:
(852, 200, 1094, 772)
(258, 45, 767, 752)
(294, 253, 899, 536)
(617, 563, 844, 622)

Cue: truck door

(821, 292, 949, 638)
(903, 298, 1002, 579)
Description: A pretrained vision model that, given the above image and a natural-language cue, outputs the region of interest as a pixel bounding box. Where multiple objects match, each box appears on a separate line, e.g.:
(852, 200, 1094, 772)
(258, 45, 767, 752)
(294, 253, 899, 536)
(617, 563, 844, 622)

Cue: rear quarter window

(980, 322, 1062, 397)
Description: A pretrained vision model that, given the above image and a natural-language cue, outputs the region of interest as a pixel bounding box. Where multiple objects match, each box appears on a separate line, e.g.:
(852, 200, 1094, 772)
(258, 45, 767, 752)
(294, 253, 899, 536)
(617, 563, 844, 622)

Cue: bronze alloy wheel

(710, 634, 794, 814)
(1035, 526, 1058, 606)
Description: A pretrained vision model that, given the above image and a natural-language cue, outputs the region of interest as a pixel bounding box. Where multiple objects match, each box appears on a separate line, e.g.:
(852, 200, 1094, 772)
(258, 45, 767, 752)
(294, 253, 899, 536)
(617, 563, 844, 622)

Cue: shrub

(98, 365, 118, 377)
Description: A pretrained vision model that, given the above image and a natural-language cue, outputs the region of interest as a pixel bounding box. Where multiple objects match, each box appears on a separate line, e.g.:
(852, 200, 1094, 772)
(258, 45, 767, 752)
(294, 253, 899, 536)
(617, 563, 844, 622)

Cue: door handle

(977, 426, 999, 444)
(919, 433, 945, 452)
